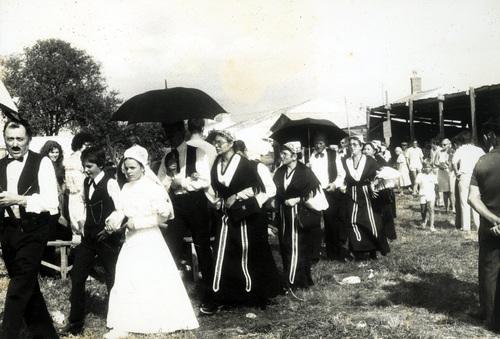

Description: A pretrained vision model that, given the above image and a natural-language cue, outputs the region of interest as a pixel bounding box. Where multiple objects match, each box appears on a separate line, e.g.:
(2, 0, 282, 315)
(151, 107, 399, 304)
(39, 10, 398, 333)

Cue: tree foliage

(1, 39, 168, 164)
(1, 39, 120, 136)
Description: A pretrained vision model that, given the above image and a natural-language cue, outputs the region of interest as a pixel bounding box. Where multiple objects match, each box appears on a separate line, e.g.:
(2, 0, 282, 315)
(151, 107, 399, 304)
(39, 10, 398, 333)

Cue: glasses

(213, 140, 229, 147)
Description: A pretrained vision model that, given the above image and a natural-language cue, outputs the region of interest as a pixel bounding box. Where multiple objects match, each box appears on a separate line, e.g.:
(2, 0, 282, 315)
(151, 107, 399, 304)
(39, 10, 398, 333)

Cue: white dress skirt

(106, 177, 199, 334)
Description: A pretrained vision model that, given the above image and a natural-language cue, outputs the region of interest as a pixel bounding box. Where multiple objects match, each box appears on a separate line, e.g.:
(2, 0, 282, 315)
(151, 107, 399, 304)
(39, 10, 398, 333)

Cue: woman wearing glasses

(342, 136, 389, 260)
(201, 130, 282, 314)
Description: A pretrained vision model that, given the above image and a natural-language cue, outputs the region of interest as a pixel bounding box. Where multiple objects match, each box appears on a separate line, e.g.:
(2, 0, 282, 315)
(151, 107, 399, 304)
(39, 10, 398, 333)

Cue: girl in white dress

(103, 145, 199, 339)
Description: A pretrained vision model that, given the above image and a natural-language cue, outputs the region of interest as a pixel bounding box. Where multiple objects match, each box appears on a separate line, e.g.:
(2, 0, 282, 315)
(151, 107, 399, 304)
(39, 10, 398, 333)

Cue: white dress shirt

(86, 171, 121, 205)
(309, 150, 346, 189)
(452, 144, 485, 177)
(5, 155, 59, 217)
(157, 141, 211, 194)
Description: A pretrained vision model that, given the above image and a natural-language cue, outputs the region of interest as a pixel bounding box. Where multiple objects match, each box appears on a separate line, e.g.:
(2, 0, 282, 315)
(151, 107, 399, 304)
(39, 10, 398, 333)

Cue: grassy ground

(0, 194, 496, 338)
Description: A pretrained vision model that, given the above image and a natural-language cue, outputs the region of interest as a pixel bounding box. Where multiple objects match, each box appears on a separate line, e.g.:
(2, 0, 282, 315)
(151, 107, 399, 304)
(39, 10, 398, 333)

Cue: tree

(1, 39, 120, 135)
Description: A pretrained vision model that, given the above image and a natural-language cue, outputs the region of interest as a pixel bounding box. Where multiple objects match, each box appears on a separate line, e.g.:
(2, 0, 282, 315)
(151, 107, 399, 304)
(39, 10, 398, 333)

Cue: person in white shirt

(413, 161, 438, 231)
(309, 133, 346, 261)
(406, 140, 424, 186)
(64, 132, 94, 238)
(156, 119, 214, 307)
(452, 131, 484, 232)
(0, 120, 60, 338)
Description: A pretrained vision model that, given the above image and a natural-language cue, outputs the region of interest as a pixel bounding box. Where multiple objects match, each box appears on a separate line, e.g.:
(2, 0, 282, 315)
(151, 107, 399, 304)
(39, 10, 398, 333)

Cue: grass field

(0, 194, 496, 338)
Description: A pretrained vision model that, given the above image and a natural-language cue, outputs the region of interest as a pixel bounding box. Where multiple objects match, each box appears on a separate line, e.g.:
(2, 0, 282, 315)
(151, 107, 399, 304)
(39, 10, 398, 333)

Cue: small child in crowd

(413, 160, 438, 231)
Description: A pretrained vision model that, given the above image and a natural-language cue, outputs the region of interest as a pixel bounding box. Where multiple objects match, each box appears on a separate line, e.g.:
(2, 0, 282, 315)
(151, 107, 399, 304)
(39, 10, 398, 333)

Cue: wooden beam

(438, 95, 444, 138)
(409, 98, 414, 141)
(470, 87, 478, 144)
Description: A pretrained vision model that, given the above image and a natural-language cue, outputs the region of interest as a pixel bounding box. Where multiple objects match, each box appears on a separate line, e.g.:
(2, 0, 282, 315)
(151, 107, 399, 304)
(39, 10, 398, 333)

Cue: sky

(1, 0, 500, 116)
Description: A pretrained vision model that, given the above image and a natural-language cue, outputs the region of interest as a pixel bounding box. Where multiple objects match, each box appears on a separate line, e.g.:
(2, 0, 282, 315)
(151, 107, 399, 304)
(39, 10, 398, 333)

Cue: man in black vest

(0, 120, 60, 339)
(309, 133, 347, 261)
(156, 120, 213, 303)
(60, 147, 121, 336)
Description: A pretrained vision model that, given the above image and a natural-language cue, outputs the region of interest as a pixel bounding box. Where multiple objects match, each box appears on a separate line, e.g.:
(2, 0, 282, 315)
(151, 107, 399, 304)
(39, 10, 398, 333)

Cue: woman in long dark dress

(203, 130, 282, 312)
(273, 142, 328, 289)
(343, 137, 389, 259)
(363, 142, 397, 241)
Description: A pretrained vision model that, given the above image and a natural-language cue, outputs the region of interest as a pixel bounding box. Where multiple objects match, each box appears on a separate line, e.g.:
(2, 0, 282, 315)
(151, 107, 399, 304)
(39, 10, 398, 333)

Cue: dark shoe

(58, 322, 83, 336)
(199, 304, 219, 316)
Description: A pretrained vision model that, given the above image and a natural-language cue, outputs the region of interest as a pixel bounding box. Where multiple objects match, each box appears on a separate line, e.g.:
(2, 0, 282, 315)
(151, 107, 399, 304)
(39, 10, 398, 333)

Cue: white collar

(346, 155, 366, 181)
(217, 153, 241, 187)
(92, 171, 105, 185)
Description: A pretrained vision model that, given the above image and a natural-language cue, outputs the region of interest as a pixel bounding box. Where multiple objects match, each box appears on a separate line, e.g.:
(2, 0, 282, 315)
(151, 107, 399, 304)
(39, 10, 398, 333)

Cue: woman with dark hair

(274, 141, 328, 289)
(363, 142, 397, 241)
(40, 140, 65, 187)
(343, 137, 389, 260)
(39, 141, 72, 276)
(201, 130, 282, 314)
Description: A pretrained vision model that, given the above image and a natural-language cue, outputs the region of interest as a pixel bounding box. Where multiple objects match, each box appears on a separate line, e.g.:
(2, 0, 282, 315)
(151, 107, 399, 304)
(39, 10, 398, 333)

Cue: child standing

(413, 160, 438, 231)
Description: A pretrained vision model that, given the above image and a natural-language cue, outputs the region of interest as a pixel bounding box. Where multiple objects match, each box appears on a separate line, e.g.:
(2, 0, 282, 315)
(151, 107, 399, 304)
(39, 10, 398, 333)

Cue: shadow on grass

(376, 272, 481, 325)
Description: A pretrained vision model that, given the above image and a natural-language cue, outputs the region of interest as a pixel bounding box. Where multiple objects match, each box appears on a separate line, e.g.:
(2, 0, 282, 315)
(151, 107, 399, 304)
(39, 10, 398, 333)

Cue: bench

(41, 240, 78, 280)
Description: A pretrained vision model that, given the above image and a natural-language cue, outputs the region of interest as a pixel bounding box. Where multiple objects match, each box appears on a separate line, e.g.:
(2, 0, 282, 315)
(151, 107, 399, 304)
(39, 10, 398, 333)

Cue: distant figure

(413, 160, 438, 231)
(64, 132, 94, 236)
(406, 140, 424, 186)
(452, 131, 484, 232)
(395, 147, 411, 194)
(434, 138, 455, 213)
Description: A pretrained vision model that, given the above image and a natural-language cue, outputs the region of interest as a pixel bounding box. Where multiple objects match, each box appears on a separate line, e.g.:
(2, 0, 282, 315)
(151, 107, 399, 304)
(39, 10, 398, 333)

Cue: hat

(211, 129, 235, 142)
(123, 145, 149, 167)
(282, 141, 302, 154)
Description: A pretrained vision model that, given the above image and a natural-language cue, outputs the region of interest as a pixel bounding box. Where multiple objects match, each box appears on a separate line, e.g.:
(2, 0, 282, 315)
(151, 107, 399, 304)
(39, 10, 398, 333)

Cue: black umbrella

(111, 87, 226, 123)
(270, 117, 348, 147)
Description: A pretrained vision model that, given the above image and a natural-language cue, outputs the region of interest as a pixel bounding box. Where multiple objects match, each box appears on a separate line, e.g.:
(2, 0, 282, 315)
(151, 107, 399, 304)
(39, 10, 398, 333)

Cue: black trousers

(163, 191, 213, 301)
(323, 190, 349, 260)
(68, 237, 120, 325)
(0, 219, 58, 339)
(478, 226, 500, 331)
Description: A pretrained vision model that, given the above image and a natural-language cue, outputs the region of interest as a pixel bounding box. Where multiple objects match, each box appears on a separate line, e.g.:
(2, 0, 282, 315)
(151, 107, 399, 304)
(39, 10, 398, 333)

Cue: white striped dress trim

(351, 186, 362, 241)
(289, 205, 299, 284)
(362, 185, 378, 238)
(212, 215, 229, 292)
(240, 220, 252, 292)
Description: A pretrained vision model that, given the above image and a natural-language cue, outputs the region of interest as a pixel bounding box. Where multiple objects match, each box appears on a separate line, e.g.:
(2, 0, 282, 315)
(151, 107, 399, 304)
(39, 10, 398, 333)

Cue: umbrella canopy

(111, 87, 226, 123)
(0, 80, 20, 121)
(270, 117, 348, 147)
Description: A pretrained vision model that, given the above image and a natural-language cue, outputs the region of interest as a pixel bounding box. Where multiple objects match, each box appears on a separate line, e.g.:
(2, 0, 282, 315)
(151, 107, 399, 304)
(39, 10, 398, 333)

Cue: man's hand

(325, 183, 336, 192)
(225, 195, 237, 208)
(0, 192, 26, 207)
(491, 224, 500, 237)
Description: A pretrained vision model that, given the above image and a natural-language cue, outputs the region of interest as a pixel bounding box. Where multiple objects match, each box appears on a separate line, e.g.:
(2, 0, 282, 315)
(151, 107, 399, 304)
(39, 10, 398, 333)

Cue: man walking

(468, 117, 500, 331)
(0, 120, 60, 338)
(308, 133, 346, 261)
(156, 120, 214, 303)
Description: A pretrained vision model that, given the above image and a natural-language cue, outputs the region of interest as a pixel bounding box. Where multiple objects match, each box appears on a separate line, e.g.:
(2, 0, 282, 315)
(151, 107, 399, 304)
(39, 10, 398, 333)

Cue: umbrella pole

(307, 127, 311, 162)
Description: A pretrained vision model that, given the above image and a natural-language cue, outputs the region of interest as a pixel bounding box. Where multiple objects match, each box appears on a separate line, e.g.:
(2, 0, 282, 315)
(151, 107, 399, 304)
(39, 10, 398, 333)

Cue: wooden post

(409, 98, 414, 141)
(470, 87, 478, 144)
(438, 95, 444, 138)
(385, 91, 392, 145)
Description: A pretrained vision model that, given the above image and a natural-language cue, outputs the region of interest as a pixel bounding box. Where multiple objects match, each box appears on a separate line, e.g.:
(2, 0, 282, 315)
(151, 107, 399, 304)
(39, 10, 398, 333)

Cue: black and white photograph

(1, 0, 500, 338)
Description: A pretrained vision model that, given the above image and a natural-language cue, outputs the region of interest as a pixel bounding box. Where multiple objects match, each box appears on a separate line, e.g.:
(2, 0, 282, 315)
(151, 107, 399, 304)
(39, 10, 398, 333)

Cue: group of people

(0, 116, 402, 338)
(393, 132, 485, 232)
